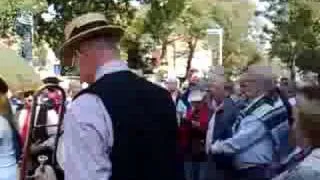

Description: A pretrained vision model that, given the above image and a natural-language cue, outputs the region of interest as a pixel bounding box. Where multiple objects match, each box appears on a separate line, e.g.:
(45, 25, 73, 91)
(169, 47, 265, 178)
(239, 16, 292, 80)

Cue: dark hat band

(69, 21, 108, 39)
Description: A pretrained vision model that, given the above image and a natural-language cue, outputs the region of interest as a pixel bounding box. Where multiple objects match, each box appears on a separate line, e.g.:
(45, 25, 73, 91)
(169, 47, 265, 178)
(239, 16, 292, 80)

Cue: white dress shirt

(65, 60, 128, 180)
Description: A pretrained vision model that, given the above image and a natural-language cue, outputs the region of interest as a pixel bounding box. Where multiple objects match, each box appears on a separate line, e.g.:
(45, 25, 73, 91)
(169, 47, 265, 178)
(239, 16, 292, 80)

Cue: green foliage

(212, 1, 260, 72)
(258, 0, 320, 76)
(122, 0, 186, 69)
(33, 0, 139, 75)
(173, 0, 214, 77)
(33, 0, 186, 73)
(177, 0, 213, 39)
(144, 0, 186, 43)
(0, 0, 46, 37)
(35, 0, 137, 51)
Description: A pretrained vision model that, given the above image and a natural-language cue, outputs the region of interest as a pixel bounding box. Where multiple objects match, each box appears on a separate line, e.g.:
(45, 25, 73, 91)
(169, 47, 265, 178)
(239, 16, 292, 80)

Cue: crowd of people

(164, 66, 317, 180)
(0, 76, 70, 180)
(0, 12, 320, 180)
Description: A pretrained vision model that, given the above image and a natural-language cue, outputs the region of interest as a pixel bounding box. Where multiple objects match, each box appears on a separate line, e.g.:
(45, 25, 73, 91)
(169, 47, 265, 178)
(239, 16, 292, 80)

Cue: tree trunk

(160, 39, 168, 60)
(185, 38, 198, 79)
(173, 42, 176, 69)
(290, 57, 296, 84)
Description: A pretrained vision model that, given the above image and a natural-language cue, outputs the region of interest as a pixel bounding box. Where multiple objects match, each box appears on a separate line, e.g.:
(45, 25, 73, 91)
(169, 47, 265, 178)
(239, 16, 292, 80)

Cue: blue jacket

(214, 95, 287, 168)
(0, 115, 17, 180)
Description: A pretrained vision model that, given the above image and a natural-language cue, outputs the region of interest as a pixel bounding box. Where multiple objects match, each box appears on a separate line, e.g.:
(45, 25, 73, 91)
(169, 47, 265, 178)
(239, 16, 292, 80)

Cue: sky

(41, 4, 56, 22)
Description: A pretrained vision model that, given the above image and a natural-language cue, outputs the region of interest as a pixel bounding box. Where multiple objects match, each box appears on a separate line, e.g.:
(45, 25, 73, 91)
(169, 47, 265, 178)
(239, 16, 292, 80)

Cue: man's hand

(210, 140, 235, 154)
(210, 140, 224, 154)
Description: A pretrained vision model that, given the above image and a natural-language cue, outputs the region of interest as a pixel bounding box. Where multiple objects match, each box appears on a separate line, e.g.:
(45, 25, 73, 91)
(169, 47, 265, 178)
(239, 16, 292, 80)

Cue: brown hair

(224, 81, 234, 94)
(0, 77, 8, 94)
(297, 86, 320, 147)
(0, 93, 14, 127)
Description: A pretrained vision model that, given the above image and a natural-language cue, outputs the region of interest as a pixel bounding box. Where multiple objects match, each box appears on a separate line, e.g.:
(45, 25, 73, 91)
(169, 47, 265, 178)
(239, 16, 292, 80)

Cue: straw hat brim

(42, 77, 62, 84)
(59, 25, 124, 66)
(0, 77, 8, 94)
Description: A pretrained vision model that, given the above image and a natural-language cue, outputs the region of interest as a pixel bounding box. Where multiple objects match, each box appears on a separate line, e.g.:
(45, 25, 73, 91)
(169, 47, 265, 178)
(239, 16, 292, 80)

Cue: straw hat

(60, 13, 124, 66)
(42, 77, 62, 85)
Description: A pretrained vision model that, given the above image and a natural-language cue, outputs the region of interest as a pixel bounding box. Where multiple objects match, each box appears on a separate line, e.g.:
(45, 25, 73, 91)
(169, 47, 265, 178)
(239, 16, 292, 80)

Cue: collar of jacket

(243, 94, 274, 116)
(95, 60, 129, 81)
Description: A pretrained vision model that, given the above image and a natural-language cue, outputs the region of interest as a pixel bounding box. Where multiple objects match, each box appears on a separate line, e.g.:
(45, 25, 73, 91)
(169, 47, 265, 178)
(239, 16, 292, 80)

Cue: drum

(56, 133, 64, 171)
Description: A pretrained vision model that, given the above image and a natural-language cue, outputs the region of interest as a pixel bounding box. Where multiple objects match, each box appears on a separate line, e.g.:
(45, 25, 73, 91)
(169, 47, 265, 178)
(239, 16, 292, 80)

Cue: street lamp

(207, 28, 224, 66)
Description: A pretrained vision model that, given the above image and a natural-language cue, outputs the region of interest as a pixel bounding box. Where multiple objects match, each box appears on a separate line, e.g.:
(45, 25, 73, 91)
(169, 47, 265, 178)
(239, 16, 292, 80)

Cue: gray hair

(246, 65, 276, 93)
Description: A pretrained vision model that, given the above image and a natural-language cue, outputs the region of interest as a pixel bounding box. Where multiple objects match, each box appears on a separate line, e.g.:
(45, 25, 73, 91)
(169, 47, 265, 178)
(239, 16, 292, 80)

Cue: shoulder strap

(257, 100, 290, 164)
(259, 105, 288, 131)
(233, 96, 273, 132)
(72, 87, 96, 101)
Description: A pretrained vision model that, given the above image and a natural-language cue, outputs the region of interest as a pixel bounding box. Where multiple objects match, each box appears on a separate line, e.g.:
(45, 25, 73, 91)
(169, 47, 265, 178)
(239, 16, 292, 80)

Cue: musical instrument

(56, 133, 64, 171)
(20, 84, 66, 180)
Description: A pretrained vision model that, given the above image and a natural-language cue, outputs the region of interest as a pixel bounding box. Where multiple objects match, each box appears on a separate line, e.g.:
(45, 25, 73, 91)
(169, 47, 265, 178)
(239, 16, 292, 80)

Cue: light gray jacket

(273, 148, 320, 180)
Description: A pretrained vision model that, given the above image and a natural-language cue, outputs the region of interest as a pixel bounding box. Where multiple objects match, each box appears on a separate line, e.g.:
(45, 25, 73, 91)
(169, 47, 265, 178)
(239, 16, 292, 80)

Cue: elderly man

(208, 66, 290, 179)
(165, 76, 181, 104)
(205, 73, 240, 180)
(61, 13, 183, 180)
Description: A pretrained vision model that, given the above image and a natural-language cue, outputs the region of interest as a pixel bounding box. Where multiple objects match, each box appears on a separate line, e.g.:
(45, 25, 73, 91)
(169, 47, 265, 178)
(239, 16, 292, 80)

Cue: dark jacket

(74, 71, 184, 180)
(212, 98, 239, 143)
(207, 98, 239, 179)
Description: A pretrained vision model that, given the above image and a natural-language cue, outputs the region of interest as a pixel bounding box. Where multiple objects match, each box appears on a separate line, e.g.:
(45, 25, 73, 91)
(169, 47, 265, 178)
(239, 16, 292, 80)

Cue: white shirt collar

(95, 60, 129, 81)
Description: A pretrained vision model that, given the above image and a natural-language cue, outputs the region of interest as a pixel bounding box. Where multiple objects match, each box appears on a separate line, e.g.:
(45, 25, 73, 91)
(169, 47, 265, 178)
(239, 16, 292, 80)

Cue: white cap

(188, 90, 206, 102)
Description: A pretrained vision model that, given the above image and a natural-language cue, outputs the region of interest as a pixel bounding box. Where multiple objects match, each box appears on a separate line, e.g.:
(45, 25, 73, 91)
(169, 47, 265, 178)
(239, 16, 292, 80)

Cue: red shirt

(178, 102, 209, 153)
(20, 107, 31, 146)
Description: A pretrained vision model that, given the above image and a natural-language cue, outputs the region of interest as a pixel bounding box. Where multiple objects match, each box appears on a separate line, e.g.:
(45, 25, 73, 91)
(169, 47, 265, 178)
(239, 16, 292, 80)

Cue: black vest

(74, 71, 184, 180)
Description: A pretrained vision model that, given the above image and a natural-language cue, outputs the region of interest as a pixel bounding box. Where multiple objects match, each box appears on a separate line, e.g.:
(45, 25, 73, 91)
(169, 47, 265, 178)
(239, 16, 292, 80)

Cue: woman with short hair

(273, 85, 320, 180)
(0, 77, 20, 180)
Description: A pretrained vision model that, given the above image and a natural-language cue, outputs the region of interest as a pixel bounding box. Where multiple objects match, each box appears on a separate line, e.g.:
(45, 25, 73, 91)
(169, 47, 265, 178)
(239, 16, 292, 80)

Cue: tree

(170, 0, 260, 79)
(0, 0, 46, 37)
(121, 0, 186, 70)
(143, 0, 186, 60)
(211, 1, 261, 78)
(176, 0, 214, 78)
(34, 0, 137, 51)
(32, 0, 187, 74)
(34, 0, 141, 75)
(257, 0, 320, 81)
